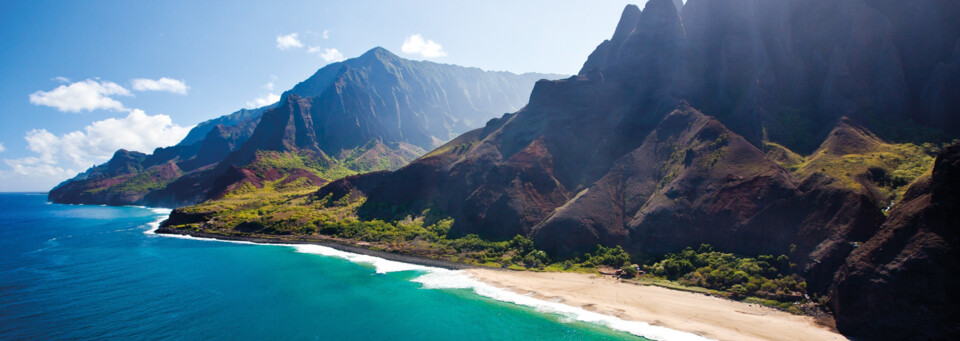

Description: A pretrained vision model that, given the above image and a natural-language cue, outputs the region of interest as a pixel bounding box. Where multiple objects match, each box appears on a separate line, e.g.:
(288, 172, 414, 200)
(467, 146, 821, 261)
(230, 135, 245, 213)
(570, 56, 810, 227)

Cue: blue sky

(0, 0, 643, 191)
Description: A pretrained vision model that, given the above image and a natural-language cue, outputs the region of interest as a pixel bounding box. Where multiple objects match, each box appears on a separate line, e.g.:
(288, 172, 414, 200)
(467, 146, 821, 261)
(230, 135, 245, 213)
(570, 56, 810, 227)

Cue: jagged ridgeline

(300, 0, 957, 338)
(48, 47, 564, 207)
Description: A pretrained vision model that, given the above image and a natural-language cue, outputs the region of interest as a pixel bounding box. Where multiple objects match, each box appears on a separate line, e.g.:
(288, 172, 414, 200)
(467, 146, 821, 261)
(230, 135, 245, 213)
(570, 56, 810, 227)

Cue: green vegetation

(763, 141, 805, 170)
(795, 141, 936, 203)
(421, 130, 480, 159)
(173, 180, 813, 312)
(169, 133, 854, 314)
(644, 244, 806, 304)
(575, 245, 631, 268)
(244, 140, 424, 185)
(83, 166, 181, 195)
(697, 133, 728, 169)
(657, 144, 687, 188)
(338, 140, 424, 173)
(178, 176, 641, 274)
(174, 182, 562, 269)
(764, 129, 951, 206)
(248, 150, 358, 180)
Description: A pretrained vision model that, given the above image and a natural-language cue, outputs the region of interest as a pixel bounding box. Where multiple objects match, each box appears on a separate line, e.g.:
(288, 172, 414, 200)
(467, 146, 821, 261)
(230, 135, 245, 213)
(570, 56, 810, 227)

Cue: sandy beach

(466, 269, 847, 341)
(159, 226, 848, 341)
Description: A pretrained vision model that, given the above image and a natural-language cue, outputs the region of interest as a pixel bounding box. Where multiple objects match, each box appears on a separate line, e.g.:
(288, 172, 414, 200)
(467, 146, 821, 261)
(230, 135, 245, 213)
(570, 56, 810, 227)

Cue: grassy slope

(83, 163, 183, 196)
(765, 124, 942, 206)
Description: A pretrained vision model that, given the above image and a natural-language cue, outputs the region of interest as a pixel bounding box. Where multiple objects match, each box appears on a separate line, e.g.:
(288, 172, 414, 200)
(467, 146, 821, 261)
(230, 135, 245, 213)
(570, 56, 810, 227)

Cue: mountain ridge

(49, 48, 563, 207)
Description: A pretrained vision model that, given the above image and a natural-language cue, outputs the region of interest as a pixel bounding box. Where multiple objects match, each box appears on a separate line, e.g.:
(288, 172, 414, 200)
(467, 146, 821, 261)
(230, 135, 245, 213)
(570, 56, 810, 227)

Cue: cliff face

(316, 1, 958, 336)
(829, 143, 960, 339)
(49, 48, 560, 207)
(581, 0, 960, 152)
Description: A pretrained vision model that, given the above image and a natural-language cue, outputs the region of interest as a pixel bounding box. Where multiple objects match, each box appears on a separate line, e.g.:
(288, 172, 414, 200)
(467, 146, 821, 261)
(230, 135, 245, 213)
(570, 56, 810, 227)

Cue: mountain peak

(579, 0, 684, 75)
(611, 5, 642, 42)
(817, 117, 883, 156)
(358, 46, 400, 62)
(636, 0, 682, 31)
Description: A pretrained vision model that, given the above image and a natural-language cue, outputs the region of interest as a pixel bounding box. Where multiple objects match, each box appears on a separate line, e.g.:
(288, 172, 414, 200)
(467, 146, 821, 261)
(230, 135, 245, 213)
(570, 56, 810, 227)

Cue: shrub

(620, 264, 638, 277)
(647, 244, 807, 302)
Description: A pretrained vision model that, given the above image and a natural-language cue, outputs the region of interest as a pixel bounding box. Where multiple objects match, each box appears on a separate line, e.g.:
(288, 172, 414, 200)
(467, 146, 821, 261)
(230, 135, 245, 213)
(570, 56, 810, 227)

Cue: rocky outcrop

(162, 207, 213, 227)
(829, 143, 960, 339)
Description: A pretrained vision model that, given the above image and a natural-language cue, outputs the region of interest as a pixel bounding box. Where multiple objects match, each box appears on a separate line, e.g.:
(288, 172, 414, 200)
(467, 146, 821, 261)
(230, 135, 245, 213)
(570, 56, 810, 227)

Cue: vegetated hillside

(304, 0, 959, 337)
(830, 142, 960, 339)
(49, 47, 562, 207)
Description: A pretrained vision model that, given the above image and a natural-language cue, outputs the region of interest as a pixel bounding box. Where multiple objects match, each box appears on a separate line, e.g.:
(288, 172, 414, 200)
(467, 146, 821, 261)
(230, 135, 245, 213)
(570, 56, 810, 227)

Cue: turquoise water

(0, 193, 651, 340)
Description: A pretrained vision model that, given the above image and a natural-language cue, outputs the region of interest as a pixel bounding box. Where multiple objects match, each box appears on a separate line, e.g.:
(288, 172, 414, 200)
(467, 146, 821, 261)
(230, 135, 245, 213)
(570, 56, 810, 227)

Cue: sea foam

(289, 244, 433, 274)
(291, 243, 713, 341)
(412, 270, 713, 341)
(144, 215, 165, 235)
(142, 207, 713, 341)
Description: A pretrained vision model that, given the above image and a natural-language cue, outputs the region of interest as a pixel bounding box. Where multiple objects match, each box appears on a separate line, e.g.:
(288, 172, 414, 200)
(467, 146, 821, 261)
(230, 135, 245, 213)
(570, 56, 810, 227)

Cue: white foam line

(138, 207, 712, 341)
(144, 215, 165, 235)
(413, 270, 713, 341)
(151, 208, 172, 213)
(292, 242, 712, 340)
(139, 207, 174, 235)
(289, 244, 435, 274)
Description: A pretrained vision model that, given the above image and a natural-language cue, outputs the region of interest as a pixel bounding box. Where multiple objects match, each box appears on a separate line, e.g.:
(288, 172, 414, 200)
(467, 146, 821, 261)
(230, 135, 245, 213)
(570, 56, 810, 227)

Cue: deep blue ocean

(0, 193, 658, 340)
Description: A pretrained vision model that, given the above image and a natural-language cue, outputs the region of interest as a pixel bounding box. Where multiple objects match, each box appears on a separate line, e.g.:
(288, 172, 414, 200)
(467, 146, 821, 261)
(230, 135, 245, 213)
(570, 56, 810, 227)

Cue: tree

(510, 235, 534, 254)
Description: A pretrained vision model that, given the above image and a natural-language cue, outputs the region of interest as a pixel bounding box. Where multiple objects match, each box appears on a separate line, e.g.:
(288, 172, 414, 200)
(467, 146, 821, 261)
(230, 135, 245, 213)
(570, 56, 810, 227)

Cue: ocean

(0, 193, 692, 340)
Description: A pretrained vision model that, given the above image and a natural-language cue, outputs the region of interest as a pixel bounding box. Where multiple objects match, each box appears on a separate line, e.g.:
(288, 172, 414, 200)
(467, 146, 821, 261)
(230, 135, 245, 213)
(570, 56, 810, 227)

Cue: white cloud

(2, 156, 74, 181)
(263, 82, 275, 91)
(0, 143, 5, 152)
(54, 76, 70, 83)
(246, 93, 281, 108)
(401, 34, 447, 58)
(29, 79, 131, 112)
(322, 29, 329, 39)
(0, 162, 75, 191)
(2, 110, 192, 188)
(131, 77, 189, 94)
(276, 33, 303, 50)
(311, 47, 344, 63)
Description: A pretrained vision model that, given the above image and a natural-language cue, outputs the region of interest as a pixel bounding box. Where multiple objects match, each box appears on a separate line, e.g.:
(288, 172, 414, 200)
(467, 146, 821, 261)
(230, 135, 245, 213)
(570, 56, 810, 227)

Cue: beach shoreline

(464, 269, 848, 341)
(153, 226, 710, 340)
(154, 224, 845, 341)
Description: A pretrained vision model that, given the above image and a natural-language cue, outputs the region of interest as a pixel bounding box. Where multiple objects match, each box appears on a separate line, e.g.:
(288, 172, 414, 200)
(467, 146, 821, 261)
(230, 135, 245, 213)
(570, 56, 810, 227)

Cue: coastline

(150, 221, 842, 341)
(153, 227, 473, 270)
(150, 225, 705, 340)
(465, 269, 848, 341)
